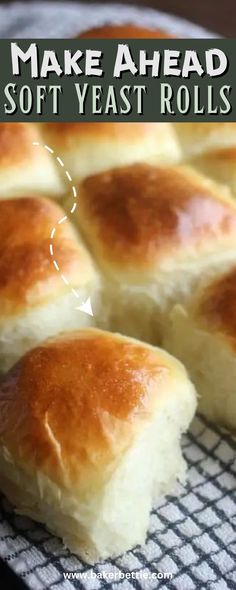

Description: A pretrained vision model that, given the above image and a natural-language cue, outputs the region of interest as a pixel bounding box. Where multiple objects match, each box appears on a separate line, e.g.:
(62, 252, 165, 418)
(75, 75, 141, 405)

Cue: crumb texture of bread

(0, 328, 196, 562)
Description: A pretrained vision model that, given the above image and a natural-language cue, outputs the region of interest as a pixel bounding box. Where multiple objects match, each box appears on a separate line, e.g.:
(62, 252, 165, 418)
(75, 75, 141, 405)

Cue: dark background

(0, 0, 235, 37)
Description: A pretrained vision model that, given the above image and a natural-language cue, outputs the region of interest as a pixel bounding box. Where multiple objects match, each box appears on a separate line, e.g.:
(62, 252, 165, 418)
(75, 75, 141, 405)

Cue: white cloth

(0, 2, 216, 38)
(0, 415, 235, 590)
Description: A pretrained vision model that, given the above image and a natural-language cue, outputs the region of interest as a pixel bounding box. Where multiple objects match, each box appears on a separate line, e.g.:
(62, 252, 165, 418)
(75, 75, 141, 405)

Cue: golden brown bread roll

(73, 162, 236, 343)
(0, 328, 196, 562)
(43, 122, 181, 183)
(165, 266, 236, 430)
(79, 24, 173, 38)
(0, 123, 63, 198)
(0, 197, 100, 371)
(44, 22, 180, 180)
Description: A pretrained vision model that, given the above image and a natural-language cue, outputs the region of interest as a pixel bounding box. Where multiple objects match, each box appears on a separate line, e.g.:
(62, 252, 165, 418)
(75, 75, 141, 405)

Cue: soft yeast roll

(0, 197, 99, 372)
(43, 122, 180, 183)
(79, 24, 173, 38)
(45, 24, 179, 182)
(0, 123, 63, 198)
(165, 267, 236, 430)
(0, 328, 196, 562)
(175, 123, 236, 158)
(189, 148, 236, 199)
(75, 163, 236, 343)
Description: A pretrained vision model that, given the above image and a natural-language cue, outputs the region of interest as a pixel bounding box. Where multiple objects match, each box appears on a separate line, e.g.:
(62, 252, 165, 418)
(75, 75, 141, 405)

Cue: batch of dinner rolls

(0, 24, 235, 565)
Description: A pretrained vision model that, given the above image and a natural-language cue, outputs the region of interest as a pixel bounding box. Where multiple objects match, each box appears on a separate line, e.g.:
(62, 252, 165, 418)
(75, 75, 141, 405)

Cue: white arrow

(76, 297, 94, 317)
(33, 141, 93, 318)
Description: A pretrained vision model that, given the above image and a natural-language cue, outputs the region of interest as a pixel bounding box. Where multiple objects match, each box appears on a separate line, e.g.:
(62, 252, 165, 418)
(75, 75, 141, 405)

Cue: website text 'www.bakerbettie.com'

(64, 570, 173, 581)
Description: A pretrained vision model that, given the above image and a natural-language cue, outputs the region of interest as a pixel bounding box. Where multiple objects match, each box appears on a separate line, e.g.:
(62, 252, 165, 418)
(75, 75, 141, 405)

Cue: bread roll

(44, 23, 180, 180)
(175, 123, 236, 158)
(74, 163, 236, 343)
(176, 123, 236, 199)
(79, 24, 173, 38)
(189, 148, 236, 199)
(0, 328, 196, 562)
(0, 197, 99, 371)
(43, 122, 181, 183)
(165, 267, 236, 430)
(0, 123, 63, 198)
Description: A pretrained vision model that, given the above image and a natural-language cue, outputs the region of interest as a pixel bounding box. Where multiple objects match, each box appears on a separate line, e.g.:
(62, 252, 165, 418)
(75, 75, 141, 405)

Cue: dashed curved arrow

(33, 141, 93, 317)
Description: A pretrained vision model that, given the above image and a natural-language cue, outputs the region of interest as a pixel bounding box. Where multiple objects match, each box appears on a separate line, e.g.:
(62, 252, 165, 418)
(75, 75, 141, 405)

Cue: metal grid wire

(0, 415, 235, 590)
